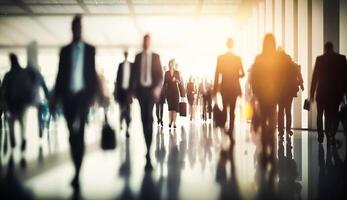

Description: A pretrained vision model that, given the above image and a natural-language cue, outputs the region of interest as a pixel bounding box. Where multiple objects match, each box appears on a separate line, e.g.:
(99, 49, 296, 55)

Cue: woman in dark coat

(164, 59, 184, 129)
(186, 76, 196, 121)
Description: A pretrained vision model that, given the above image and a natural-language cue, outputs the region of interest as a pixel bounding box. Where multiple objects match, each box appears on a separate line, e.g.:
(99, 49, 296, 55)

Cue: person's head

(324, 42, 334, 53)
(9, 53, 20, 69)
(169, 59, 176, 70)
(27, 40, 39, 70)
(262, 33, 276, 55)
(72, 15, 82, 42)
(226, 38, 233, 49)
(143, 34, 151, 51)
(124, 51, 128, 60)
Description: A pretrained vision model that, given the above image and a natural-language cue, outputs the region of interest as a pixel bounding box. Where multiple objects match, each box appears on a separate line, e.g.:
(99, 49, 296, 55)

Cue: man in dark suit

(310, 42, 347, 143)
(213, 38, 245, 141)
(130, 34, 163, 171)
(51, 15, 98, 189)
(115, 51, 133, 138)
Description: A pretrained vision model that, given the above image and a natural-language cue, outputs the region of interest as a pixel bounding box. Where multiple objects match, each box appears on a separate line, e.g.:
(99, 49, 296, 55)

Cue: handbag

(303, 99, 311, 111)
(179, 101, 187, 117)
(101, 113, 116, 150)
(213, 104, 226, 128)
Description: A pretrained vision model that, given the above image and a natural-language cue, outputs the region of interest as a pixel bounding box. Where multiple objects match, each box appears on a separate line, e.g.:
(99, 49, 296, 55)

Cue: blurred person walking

(187, 76, 197, 121)
(277, 47, 304, 137)
(115, 51, 133, 138)
(213, 38, 244, 138)
(155, 65, 167, 127)
(50, 15, 98, 189)
(129, 34, 163, 171)
(163, 59, 184, 129)
(310, 42, 347, 143)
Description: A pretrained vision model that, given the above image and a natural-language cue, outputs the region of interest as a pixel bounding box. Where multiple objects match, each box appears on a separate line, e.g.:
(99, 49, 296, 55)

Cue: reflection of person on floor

(115, 51, 133, 138)
(310, 42, 347, 144)
(118, 139, 134, 200)
(213, 38, 245, 139)
(318, 144, 347, 199)
(129, 34, 163, 171)
(215, 145, 241, 200)
(277, 138, 302, 199)
(51, 15, 98, 189)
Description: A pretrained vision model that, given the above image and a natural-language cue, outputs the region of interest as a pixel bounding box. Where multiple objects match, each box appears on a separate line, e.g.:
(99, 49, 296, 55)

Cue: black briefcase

(213, 105, 226, 128)
(303, 99, 311, 111)
(179, 102, 187, 117)
(101, 116, 116, 150)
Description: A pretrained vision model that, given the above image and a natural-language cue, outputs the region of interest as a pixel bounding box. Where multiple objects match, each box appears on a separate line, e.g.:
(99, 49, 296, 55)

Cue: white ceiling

(0, 0, 244, 48)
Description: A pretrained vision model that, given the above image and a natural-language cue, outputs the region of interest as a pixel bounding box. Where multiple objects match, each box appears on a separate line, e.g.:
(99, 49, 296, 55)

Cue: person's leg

(155, 103, 160, 124)
(169, 111, 172, 127)
(38, 105, 44, 139)
(278, 102, 285, 135)
(316, 102, 324, 143)
(19, 110, 26, 152)
(8, 115, 16, 149)
(285, 98, 293, 135)
(173, 111, 177, 127)
(228, 96, 237, 137)
(159, 103, 164, 124)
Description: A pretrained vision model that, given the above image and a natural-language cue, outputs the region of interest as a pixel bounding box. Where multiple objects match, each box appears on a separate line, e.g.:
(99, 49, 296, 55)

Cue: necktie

(144, 53, 148, 82)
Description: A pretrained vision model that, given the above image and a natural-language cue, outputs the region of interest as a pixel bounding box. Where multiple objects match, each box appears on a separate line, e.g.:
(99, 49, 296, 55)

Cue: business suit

(115, 61, 133, 132)
(130, 51, 163, 161)
(310, 51, 347, 140)
(54, 41, 98, 183)
(214, 52, 244, 134)
(164, 70, 183, 112)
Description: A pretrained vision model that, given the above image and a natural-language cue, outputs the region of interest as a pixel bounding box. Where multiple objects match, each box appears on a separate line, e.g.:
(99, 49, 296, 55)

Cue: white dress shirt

(70, 41, 85, 93)
(121, 61, 131, 90)
(140, 51, 152, 87)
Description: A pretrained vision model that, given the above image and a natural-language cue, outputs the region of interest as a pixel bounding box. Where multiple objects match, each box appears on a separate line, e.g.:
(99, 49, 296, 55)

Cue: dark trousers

(222, 95, 237, 135)
(316, 100, 340, 137)
(278, 97, 293, 132)
(138, 88, 155, 157)
(155, 103, 164, 122)
(119, 102, 131, 129)
(63, 91, 89, 180)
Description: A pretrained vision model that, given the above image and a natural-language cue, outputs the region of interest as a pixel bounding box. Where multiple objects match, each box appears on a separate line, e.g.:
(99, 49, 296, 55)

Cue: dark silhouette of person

(277, 47, 304, 136)
(115, 51, 133, 138)
(186, 76, 197, 121)
(163, 59, 184, 129)
(310, 42, 347, 143)
(213, 38, 245, 139)
(129, 34, 163, 171)
(155, 66, 167, 127)
(0, 54, 29, 152)
(26, 41, 50, 140)
(250, 33, 281, 169)
(50, 15, 98, 189)
(199, 78, 213, 121)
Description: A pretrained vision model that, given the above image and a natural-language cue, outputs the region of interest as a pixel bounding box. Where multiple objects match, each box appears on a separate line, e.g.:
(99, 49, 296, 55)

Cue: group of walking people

(1, 14, 347, 191)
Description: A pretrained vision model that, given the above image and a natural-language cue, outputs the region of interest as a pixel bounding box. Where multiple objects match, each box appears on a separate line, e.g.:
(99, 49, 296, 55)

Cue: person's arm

(213, 57, 220, 95)
(310, 57, 320, 101)
(296, 64, 304, 91)
(51, 48, 64, 107)
(178, 72, 186, 97)
(239, 57, 245, 78)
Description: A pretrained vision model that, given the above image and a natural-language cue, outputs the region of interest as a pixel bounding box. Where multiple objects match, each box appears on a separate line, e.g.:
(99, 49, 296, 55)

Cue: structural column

(323, 0, 339, 51)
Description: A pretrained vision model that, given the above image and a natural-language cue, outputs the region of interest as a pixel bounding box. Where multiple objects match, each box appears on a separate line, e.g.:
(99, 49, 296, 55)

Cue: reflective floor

(0, 102, 346, 200)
